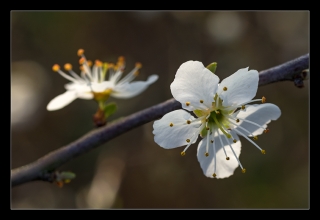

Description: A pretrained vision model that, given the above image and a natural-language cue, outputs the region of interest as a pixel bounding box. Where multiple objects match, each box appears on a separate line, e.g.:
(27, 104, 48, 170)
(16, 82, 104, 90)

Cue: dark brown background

(11, 11, 309, 209)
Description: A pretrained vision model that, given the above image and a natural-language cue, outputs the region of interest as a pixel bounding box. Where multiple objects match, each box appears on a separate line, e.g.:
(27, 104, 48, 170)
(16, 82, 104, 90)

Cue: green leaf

(206, 62, 217, 74)
(103, 102, 117, 119)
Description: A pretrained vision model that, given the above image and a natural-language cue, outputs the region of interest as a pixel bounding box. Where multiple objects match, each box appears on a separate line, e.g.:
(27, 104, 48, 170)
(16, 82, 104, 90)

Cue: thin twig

(11, 54, 309, 187)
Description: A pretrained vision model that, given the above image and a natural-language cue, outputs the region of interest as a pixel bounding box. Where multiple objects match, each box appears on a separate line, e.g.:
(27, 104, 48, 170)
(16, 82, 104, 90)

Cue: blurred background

(11, 11, 309, 209)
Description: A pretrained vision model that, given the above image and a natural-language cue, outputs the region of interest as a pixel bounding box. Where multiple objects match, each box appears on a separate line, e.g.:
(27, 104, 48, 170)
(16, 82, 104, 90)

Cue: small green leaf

(206, 62, 217, 74)
(103, 102, 117, 119)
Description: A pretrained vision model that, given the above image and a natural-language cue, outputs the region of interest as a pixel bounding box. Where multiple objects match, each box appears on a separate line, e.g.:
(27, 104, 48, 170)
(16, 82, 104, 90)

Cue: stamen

(223, 87, 228, 91)
(186, 139, 190, 143)
(210, 140, 214, 143)
(135, 62, 142, 69)
(217, 130, 229, 161)
(187, 120, 191, 124)
(226, 157, 230, 160)
(230, 116, 267, 131)
(241, 105, 246, 110)
(205, 130, 210, 157)
(212, 173, 217, 178)
(53, 65, 79, 83)
(212, 132, 217, 176)
(233, 127, 263, 151)
(169, 123, 173, 127)
(242, 169, 246, 173)
(200, 100, 204, 103)
(264, 128, 269, 133)
(261, 149, 266, 154)
(236, 119, 240, 123)
(186, 102, 190, 106)
(87, 60, 93, 67)
(222, 134, 244, 170)
(253, 136, 258, 140)
(262, 96, 266, 103)
(181, 151, 186, 156)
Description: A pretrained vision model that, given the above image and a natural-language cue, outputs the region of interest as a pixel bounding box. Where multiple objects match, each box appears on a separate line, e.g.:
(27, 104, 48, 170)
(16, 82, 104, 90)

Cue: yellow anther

(223, 87, 228, 91)
(200, 100, 204, 103)
(181, 151, 186, 156)
(118, 56, 125, 62)
(212, 173, 217, 178)
(233, 139, 237, 143)
(77, 49, 84, 56)
(169, 123, 173, 127)
(186, 139, 190, 143)
(187, 120, 191, 124)
(206, 119, 208, 122)
(242, 168, 246, 173)
(135, 62, 142, 69)
(253, 136, 258, 140)
(262, 96, 266, 103)
(79, 57, 85, 65)
(87, 60, 93, 67)
(64, 63, 72, 71)
(95, 60, 103, 67)
(261, 150, 266, 154)
(236, 119, 240, 123)
(226, 157, 230, 160)
(52, 64, 60, 72)
(205, 152, 209, 157)
(210, 140, 214, 143)
(264, 128, 269, 133)
(186, 102, 190, 106)
(206, 127, 210, 130)
(79, 66, 84, 71)
(241, 105, 245, 110)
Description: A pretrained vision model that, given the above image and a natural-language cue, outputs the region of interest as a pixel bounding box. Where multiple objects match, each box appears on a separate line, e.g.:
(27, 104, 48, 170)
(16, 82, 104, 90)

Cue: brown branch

(11, 54, 309, 187)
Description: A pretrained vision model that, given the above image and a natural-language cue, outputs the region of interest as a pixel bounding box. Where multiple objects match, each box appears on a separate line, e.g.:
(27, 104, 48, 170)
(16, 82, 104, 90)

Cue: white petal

(218, 67, 259, 107)
(91, 81, 114, 93)
(111, 75, 158, 99)
(46, 91, 77, 111)
(170, 61, 220, 111)
(234, 103, 281, 136)
(77, 92, 94, 100)
(153, 110, 201, 149)
(197, 130, 241, 179)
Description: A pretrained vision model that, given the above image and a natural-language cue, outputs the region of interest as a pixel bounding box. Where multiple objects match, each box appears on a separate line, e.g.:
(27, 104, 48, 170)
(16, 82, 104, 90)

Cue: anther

(95, 60, 103, 67)
(181, 152, 186, 156)
(77, 49, 84, 56)
(210, 140, 214, 143)
(118, 56, 125, 62)
(264, 128, 269, 133)
(87, 60, 93, 67)
(212, 173, 217, 178)
(169, 123, 173, 127)
(253, 136, 258, 140)
(236, 119, 240, 123)
(205, 152, 209, 157)
(186, 139, 190, 143)
(226, 157, 230, 160)
(187, 120, 191, 124)
(52, 64, 60, 72)
(206, 127, 210, 130)
(200, 100, 204, 103)
(206, 119, 208, 122)
(135, 62, 142, 69)
(261, 150, 266, 154)
(79, 57, 85, 65)
(241, 168, 246, 173)
(233, 139, 237, 143)
(64, 63, 72, 71)
(186, 102, 190, 106)
(134, 70, 139, 77)
(223, 87, 228, 91)
(262, 96, 266, 103)
(241, 105, 246, 110)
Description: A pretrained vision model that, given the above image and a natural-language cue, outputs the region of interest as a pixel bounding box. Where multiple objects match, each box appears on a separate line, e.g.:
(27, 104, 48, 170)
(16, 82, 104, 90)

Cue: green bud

(206, 62, 217, 74)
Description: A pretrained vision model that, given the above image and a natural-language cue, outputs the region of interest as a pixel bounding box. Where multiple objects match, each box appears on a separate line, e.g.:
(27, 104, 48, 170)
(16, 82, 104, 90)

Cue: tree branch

(11, 54, 309, 187)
